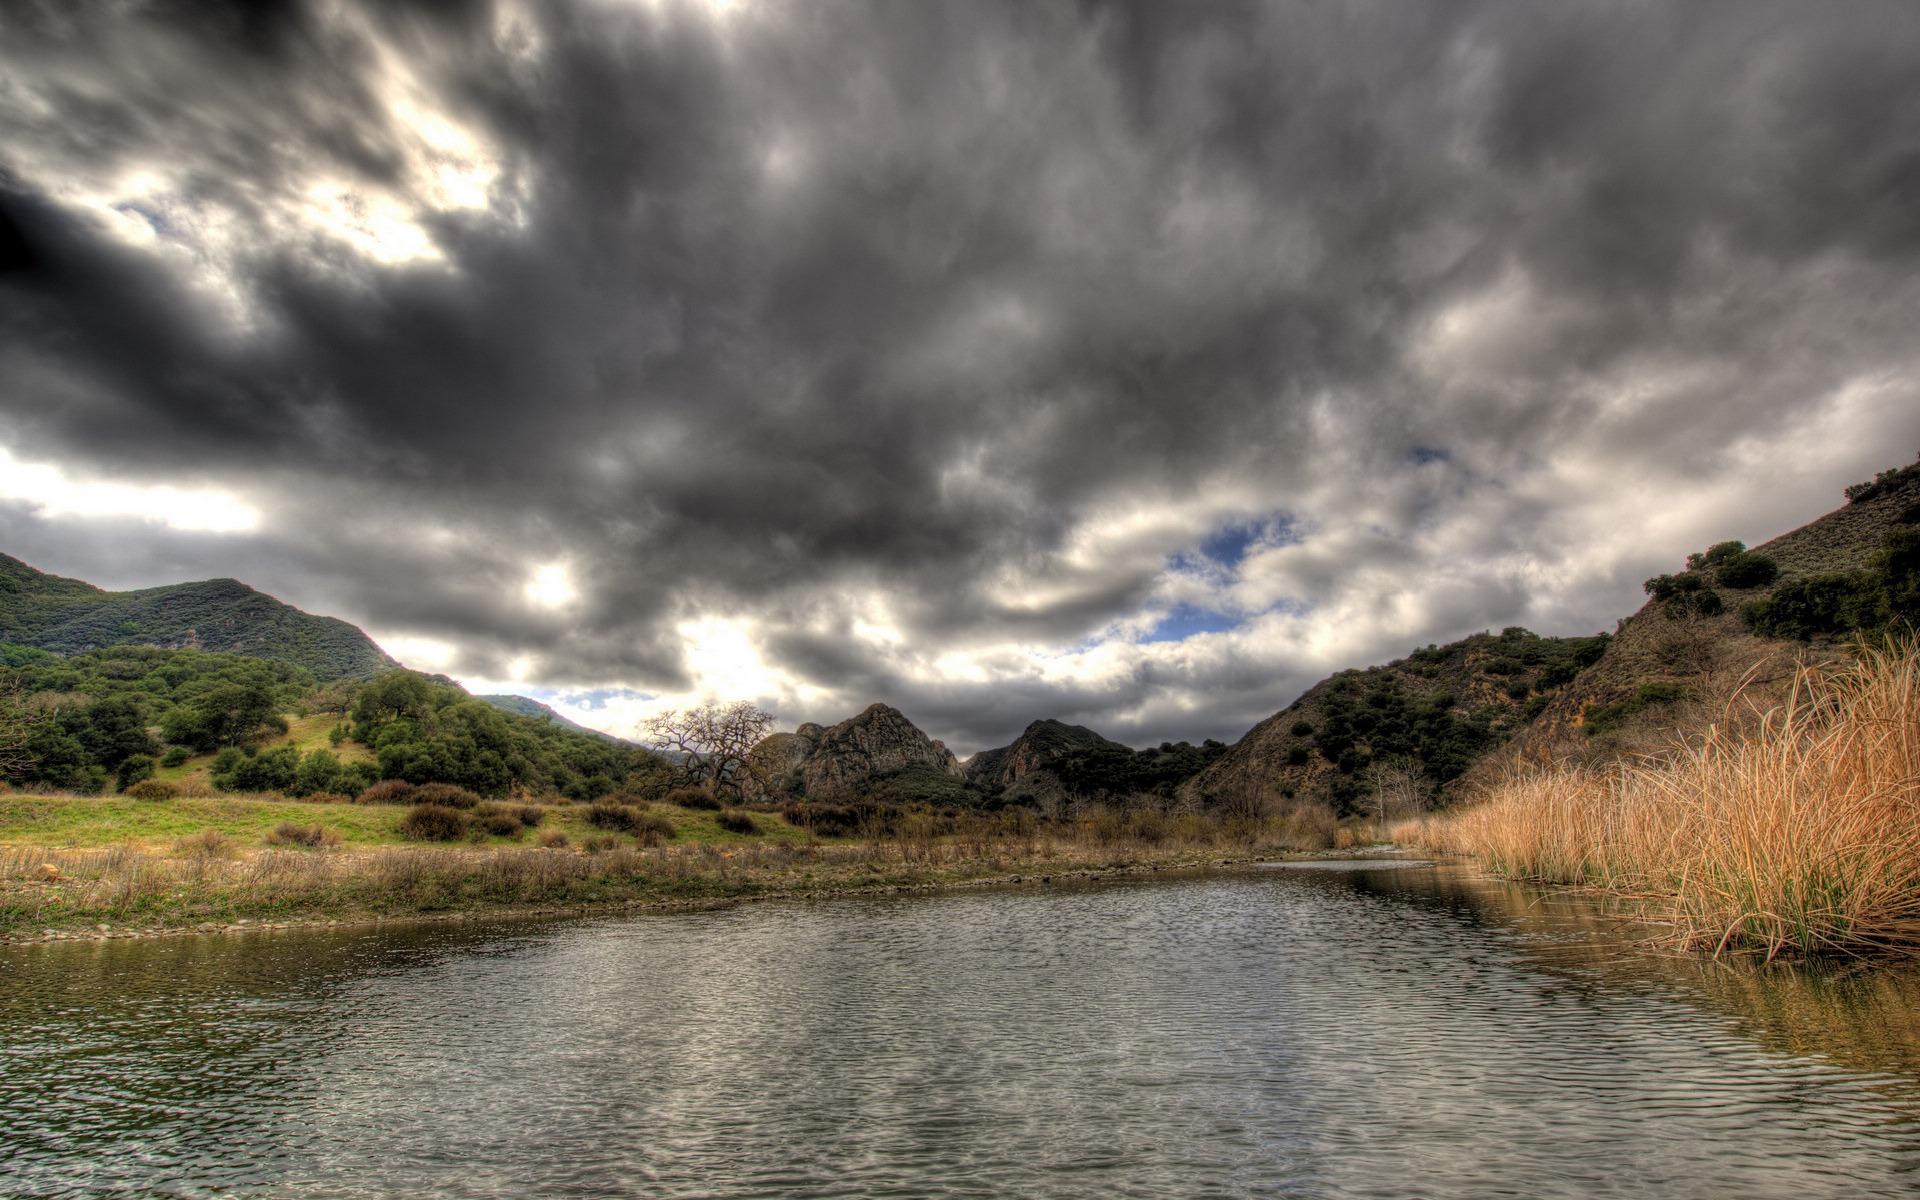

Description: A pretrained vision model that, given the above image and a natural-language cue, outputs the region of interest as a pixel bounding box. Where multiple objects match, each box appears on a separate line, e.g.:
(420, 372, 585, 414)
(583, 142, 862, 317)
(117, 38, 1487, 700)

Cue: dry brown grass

(1409, 641, 1920, 959)
(2, 798, 1337, 937)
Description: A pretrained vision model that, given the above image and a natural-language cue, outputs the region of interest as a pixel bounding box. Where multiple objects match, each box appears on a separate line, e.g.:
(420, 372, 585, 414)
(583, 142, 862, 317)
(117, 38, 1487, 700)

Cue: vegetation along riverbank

(0, 795, 1337, 942)
(1397, 640, 1920, 960)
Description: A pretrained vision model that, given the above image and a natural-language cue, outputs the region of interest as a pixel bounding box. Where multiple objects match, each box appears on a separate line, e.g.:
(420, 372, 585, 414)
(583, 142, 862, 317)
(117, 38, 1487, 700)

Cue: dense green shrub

(1744, 573, 1868, 640)
(1685, 541, 1749, 571)
(1644, 572, 1723, 618)
(399, 803, 469, 841)
(1047, 739, 1228, 801)
(1714, 551, 1779, 589)
(1844, 456, 1920, 504)
(1743, 528, 1920, 640)
(160, 746, 192, 767)
(212, 745, 300, 793)
(287, 749, 342, 797)
(116, 753, 156, 790)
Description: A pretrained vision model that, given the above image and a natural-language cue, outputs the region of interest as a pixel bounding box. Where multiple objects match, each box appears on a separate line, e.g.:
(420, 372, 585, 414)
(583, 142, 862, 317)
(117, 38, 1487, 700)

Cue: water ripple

(3, 865, 1920, 1197)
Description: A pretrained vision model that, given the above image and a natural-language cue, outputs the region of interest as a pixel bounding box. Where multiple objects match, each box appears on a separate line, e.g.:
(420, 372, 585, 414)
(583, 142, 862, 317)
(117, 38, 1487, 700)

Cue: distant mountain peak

(477, 694, 630, 744)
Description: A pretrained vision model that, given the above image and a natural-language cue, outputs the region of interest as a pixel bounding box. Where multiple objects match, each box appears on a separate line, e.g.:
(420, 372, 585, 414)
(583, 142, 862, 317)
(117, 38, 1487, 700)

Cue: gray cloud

(3, 0, 1919, 752)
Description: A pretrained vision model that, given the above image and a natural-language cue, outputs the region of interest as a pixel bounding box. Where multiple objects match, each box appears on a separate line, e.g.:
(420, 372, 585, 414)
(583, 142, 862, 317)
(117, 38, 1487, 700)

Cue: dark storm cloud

(4, 0, 1920, 750)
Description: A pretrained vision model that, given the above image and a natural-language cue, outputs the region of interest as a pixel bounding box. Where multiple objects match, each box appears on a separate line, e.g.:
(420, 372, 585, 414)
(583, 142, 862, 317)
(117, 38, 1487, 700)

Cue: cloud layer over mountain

(4, 0, 1919, 750)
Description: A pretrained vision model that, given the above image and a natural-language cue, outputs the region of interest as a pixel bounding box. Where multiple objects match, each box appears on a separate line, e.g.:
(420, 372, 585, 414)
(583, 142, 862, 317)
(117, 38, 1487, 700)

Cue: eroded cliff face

(746, 703, 962, 801)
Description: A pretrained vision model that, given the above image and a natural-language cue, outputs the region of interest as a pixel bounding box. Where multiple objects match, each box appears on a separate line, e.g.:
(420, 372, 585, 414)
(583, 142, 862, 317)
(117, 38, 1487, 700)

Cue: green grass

(0, 792, 809, 852)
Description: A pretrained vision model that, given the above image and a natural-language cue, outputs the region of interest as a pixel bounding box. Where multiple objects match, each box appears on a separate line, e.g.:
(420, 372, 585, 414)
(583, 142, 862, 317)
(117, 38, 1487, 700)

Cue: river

(4, 860, 1918, 1198)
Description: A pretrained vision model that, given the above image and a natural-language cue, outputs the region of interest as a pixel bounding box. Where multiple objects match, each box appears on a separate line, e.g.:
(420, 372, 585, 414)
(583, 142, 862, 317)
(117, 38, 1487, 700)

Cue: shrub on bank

(585, 802, 643, 831)
(585, 802, 676, 842)
(665, 787, 722, 810)
(716, 809, 758, 835)
(471, 803, 526, 838)
(779, 802, 893, 838)
(399, 803, 470, 842)
(409, 782, 482, 810)
(123, 779, 179, 801)
(265, 822, 339, 848)
(356, 779, 415, 805)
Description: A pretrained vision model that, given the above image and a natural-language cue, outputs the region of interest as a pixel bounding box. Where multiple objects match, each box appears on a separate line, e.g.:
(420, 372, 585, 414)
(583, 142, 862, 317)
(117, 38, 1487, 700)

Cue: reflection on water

(3, 864, 1919, 1198)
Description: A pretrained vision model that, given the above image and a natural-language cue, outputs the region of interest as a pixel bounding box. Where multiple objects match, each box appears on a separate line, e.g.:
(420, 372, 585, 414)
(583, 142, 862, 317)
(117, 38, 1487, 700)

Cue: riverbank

(0, 831, 1314, 945)
(1396, 641, 1920, 960)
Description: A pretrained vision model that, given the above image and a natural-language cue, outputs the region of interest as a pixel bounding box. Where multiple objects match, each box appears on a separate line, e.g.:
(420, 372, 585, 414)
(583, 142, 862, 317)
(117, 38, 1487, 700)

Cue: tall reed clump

(1423, 641, 1920, 959)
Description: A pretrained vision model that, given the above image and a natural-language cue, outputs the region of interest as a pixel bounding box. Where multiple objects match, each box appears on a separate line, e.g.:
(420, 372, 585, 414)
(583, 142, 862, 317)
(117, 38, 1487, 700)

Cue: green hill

(0, 554, 395, 681)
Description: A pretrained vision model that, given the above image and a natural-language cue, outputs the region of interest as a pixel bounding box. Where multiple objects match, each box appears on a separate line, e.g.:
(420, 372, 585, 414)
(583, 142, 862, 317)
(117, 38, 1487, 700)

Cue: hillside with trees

(1177, 628, 1612, 816)
(0, 555, 395, 682)
(0, 645, 670, 801)
(1504, 454, 1920, 766)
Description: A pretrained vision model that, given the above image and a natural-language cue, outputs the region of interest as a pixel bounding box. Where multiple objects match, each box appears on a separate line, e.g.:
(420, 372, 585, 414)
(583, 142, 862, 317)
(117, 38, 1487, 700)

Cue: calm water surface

(4, 861, 1920, 1198)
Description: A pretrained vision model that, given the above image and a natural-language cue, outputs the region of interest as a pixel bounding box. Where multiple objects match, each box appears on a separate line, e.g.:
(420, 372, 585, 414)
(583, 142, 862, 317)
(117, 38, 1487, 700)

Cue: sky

(3, 0, 1919, 755)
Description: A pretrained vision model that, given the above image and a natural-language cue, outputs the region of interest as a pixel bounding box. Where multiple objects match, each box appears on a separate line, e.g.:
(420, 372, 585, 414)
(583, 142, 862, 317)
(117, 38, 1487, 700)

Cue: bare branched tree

(642, 700, 775, 798)
(1362, 757, 1431, 827)
(0, 680, 46, 783)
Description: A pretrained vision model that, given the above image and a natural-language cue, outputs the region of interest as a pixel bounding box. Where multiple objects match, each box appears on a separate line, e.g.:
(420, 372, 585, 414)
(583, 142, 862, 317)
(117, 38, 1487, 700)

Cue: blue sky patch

(545, 686, 650, 711)
(1176, 513, 1299, 575)
(1143, 604, 1242, 643)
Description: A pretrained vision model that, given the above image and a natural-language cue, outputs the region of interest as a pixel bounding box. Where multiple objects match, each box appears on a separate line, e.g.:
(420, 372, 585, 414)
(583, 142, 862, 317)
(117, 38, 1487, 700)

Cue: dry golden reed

(1409, 641, 1920, 959)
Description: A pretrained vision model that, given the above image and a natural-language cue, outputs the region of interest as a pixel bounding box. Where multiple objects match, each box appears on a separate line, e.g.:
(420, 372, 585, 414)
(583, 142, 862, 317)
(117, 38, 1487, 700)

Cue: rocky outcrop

(965, 719, 1129, 790)
(744, 731, 816, 795)
(746, 703, 964, 802)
